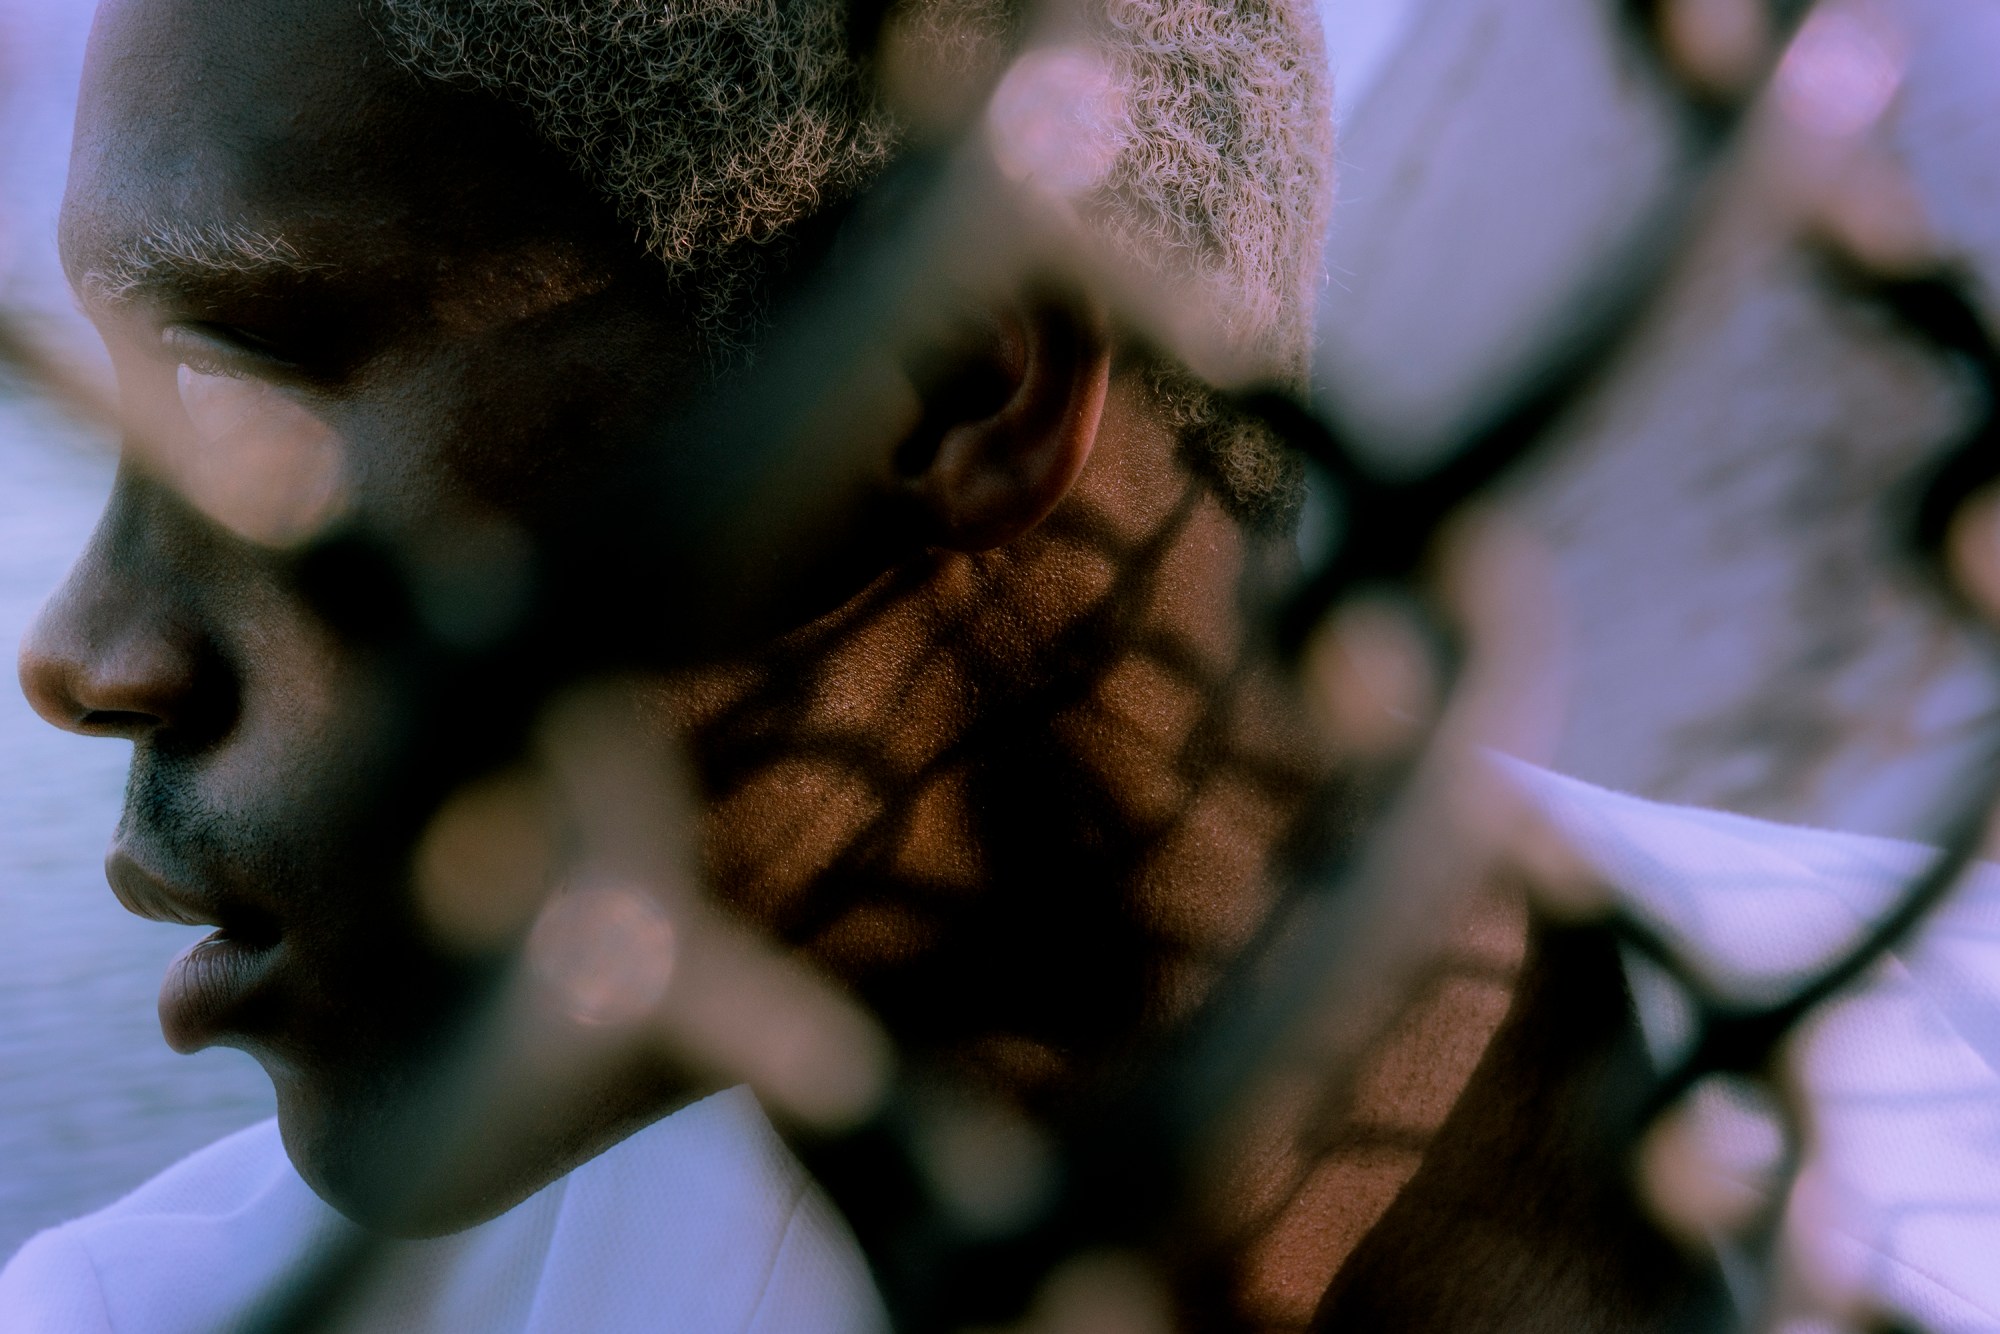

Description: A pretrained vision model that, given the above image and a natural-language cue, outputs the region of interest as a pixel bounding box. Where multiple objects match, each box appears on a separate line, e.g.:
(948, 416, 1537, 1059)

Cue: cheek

(203, 585, 353, 807)
(168, 369, 349, 549)
(662, 580, 984, 957)
(409, 313, 694, 518)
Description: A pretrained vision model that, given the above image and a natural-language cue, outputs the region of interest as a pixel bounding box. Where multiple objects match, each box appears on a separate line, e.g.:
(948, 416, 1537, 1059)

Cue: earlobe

(899, 295, 1111, 552)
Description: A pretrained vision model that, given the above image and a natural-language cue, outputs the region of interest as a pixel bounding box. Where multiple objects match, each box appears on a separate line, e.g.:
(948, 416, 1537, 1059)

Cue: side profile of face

(21, 0, 1327, 1235)
(21, 0, 726, 1219)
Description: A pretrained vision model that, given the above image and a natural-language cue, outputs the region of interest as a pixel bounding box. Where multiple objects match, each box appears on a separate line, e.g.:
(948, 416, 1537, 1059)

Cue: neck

(1309, 921, 1728, 1332)
(668, 373, 1327, 1069)
(1214, 876, 1527, 1329)
(667, 375, 1541, 1323)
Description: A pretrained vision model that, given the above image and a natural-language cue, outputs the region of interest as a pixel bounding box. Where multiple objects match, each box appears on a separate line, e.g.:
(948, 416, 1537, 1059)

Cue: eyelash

(159, 323, 286, 379)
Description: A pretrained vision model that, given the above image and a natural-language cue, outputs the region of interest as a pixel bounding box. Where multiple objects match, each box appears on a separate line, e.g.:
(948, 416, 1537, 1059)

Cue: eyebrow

(78, 220, 332, 307)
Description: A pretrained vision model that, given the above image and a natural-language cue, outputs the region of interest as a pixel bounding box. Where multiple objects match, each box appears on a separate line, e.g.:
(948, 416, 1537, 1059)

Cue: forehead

(62, 0, 598, 304)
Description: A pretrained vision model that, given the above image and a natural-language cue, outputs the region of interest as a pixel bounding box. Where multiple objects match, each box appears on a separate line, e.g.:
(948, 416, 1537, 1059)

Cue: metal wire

(4, 0, 1998, 1329)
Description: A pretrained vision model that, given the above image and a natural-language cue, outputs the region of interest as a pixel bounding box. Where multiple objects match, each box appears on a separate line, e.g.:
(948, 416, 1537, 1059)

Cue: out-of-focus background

(4, 0, 1996, 1272)
(1313, 0, 2000, 841)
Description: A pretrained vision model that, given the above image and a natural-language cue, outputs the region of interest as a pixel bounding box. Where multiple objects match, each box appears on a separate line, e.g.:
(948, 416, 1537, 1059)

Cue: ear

(894, 293, 1111, 552)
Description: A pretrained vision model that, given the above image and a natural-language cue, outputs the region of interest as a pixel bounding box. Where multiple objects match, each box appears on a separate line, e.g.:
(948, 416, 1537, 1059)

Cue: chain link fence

(4, 0, 1998, 1329)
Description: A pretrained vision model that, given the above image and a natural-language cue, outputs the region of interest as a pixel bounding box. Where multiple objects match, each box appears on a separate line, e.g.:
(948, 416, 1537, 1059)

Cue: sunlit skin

(16, 0, 1711, 1328)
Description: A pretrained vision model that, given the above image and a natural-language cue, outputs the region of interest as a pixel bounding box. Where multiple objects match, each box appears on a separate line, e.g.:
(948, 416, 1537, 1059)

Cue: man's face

(21, 0, 709, 1212)
(21, 0, 1311, 1237)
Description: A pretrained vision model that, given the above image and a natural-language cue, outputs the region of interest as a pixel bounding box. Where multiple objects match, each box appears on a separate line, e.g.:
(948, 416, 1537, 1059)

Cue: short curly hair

(374, 0, 1334, 529)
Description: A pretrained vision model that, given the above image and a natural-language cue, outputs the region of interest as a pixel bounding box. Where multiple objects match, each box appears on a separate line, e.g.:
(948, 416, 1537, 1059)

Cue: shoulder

(0, 1119, 345, 1334)
(75, 1117, 293, 1224)
(0, 1227, 114, 1333)
(1496, 757, 2000, 1329)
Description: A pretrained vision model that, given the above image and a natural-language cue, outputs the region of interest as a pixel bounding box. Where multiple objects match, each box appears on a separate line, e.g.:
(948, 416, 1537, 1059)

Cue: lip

(108, 847, 284, 1051)
(159, 929, 283, 1051)
(106, 848, 226, 928)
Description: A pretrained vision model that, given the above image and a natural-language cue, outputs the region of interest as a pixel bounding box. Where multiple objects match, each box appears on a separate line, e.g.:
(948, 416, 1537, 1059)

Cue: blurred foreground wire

(3, 0, 1998, 1329)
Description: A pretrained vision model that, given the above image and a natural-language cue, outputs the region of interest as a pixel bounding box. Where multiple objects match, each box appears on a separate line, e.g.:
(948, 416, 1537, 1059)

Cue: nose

(18, 479, 221, 742)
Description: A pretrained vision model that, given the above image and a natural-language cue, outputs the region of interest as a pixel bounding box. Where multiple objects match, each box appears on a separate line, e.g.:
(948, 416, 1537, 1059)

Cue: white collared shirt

(1505, 758, 2000, 1331)
(0, 1086, 886, 1333)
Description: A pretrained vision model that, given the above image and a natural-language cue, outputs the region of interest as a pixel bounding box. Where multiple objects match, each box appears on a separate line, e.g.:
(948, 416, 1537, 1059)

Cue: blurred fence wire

(4, 0, 2000, 1330)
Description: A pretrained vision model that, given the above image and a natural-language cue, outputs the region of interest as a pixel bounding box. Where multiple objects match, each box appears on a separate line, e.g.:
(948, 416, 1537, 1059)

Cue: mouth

(108, 847, 285, 1051)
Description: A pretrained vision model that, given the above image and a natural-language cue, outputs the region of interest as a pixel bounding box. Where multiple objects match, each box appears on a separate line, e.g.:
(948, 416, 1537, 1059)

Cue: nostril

(18, 487, 240, 743)
(77, 708, 165, 738)
(18, 562, 233, 740)
(19, 619, 219, 743)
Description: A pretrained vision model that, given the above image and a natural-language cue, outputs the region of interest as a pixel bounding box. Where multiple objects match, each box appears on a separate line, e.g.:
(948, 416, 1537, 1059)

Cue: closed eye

(151, 324, 349, 548)
(159, 321, 299, 379)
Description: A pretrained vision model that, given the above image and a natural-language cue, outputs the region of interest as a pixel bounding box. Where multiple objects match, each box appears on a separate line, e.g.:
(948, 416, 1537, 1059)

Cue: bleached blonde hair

(376, 0, 1333, 527)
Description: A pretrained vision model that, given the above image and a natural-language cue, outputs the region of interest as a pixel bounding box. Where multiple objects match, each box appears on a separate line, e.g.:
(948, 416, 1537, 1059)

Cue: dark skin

(19, 0, 1716, 1326)
(27, 0, 1321, 1227)
(28, 0, 718, 1227)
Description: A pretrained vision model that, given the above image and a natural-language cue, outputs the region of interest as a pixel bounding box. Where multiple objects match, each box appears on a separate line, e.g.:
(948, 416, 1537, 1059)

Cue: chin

(269, 1066, 387, 1224)
(265, 1015, 600, 1239)
(266, 1049, 473, 1237)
